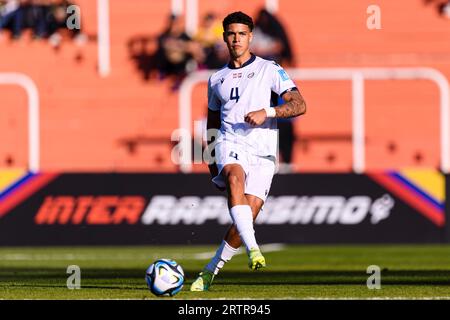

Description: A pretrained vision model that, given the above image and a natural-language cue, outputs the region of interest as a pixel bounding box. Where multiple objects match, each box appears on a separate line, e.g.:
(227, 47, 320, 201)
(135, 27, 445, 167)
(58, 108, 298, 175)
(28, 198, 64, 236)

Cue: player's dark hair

(222, 11, 254, 31)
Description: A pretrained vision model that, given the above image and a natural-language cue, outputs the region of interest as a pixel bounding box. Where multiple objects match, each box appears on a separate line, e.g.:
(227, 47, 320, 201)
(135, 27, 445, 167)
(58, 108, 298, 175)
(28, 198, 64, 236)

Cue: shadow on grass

(1, 268, 450, 288)
(2, 283, 149, 291)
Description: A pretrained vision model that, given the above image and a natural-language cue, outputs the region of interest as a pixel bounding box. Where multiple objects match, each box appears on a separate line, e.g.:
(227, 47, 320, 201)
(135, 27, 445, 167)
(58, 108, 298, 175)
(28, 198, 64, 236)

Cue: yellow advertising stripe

(400, 169, 445, 204)
(0, 169, 27, 194)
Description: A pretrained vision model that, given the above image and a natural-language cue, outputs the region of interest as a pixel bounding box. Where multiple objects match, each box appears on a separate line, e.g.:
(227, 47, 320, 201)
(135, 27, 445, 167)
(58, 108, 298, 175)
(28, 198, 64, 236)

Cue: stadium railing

(178, 67, 450, 174)
(0, 72, 40, 172)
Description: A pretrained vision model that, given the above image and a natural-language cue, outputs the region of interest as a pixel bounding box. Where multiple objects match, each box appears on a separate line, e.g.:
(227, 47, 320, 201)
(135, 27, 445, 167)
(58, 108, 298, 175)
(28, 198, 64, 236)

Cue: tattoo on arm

(274, 90, 307, 118)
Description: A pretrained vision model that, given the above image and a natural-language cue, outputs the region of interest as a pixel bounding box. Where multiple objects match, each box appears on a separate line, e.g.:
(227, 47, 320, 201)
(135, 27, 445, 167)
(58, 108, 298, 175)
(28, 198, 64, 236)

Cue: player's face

(223, 23, 253, 59)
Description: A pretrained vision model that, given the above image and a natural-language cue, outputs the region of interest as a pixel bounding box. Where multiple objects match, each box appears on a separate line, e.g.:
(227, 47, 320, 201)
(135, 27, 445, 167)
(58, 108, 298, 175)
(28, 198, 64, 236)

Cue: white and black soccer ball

(145, 259, 184, 297)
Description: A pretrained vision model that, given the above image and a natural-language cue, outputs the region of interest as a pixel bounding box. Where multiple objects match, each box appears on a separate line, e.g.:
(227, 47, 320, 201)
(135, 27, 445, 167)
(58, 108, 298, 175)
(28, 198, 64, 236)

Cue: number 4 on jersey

(229, 151, 239, 160)
(230, 87, 240, 103)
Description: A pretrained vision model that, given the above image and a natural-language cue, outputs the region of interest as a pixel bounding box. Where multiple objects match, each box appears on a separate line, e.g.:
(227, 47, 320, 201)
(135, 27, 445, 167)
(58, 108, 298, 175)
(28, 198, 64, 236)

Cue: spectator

(0, 0, 51, 40)
(250, 8, 294, 66)
(441, 1, 450, 18)
(0, 0, 86, 46)
(0, 0, 24, 39)
(26, 0, 50, 39)
(194, 12, 228, 69)
(46, 0, 87, 47)
(155, 14, 204, 89)
(250, 9, 296, 172)
(423, 0, 450, 18)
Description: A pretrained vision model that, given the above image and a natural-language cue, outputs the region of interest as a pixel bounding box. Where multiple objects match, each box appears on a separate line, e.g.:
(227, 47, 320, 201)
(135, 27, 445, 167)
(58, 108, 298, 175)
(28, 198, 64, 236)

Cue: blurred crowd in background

(0, 0, 86, 46)
(153, 9, 294, 88)
(1, 3, 298, 170)
(154, 9, 295, 171)
(425, 0, 450, 18)
(127, 8, 297, 171)
(1, 2, 294, 84)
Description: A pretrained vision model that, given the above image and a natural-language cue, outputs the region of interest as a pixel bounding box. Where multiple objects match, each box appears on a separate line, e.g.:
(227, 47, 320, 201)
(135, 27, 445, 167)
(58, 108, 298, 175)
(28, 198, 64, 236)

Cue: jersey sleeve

(208, 76, 221, 111)
(269, 62, 297, 97)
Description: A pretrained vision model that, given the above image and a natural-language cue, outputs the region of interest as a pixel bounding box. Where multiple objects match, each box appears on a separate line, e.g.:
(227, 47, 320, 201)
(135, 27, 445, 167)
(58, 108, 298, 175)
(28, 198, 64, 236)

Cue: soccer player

(190, 11, 306, 291)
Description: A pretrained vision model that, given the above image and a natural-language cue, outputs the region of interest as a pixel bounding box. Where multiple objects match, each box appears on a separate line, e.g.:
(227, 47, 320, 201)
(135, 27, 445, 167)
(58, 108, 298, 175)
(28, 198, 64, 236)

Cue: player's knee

(226, 173, 243, 190)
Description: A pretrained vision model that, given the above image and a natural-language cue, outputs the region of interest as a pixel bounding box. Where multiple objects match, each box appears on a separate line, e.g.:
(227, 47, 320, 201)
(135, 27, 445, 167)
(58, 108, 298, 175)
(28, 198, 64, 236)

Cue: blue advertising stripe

(0, 172, 35, 201)
(389, 172, 445, 212)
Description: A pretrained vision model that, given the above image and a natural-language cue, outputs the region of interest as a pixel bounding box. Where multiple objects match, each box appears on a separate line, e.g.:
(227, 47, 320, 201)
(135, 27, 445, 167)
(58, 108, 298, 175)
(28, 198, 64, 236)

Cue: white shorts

(211, 141, 276, 202)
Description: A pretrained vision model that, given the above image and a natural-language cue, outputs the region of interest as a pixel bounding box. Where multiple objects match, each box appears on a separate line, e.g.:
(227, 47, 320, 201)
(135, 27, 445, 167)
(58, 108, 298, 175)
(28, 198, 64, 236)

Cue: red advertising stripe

(368, 173, 445, 227)
(0, 173, 59, 218)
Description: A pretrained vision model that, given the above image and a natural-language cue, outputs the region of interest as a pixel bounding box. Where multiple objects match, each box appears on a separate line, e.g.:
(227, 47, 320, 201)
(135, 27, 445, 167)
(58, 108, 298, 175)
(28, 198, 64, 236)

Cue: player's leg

(191, 142, 241, 292)
(240, 156, 275, 269)
(227, 194, 266, 270)
(223, 194, 264, 248)
(190, 195, 265, 291)
(221, 163, 262, 255)
(203, 157, 274, 276)
(203, 195, 264, 275)
(190, 163, 255, 292)
(191, 144, 265, 291)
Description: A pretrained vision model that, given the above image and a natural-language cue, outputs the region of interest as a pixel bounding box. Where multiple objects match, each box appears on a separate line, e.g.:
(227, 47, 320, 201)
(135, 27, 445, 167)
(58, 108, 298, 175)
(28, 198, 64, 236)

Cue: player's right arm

(206, 108, 221, 178)
(206, 76, 222, 180)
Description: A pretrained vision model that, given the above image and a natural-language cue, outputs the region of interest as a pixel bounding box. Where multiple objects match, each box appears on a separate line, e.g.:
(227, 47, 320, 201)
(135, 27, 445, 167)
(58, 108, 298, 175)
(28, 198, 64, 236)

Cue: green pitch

(1, 245, 450, 299)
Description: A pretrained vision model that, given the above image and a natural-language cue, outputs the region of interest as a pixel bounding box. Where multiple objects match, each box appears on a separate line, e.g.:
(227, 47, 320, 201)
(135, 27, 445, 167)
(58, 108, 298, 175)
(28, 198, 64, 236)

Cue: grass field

(1, 244, 450, 299)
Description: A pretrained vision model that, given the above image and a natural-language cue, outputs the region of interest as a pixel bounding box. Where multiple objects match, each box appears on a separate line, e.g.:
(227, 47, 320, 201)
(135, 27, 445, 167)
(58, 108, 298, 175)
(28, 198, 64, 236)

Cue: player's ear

(223, 32, 226, 43)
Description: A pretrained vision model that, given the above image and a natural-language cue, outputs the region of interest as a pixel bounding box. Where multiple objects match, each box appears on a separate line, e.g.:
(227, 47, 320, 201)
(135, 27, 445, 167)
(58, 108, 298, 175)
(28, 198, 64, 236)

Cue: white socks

(203, 205, 259, 276)
(229, 204, 259, 252)
(205, 240, 238, 275)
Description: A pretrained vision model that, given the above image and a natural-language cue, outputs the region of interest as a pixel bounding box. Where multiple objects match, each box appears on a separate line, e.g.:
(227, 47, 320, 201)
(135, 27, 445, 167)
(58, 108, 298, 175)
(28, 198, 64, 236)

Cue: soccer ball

(145, 259, 184, 297)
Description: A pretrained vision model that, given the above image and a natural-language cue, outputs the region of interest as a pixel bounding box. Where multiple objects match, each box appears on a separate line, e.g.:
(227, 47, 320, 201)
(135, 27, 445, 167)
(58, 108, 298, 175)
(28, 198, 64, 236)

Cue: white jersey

(208, 54, 297, 158)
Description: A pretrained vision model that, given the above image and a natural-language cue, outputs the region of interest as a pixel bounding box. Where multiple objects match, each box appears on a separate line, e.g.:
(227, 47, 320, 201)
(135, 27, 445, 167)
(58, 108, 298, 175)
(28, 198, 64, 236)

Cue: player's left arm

(244, 89, 306, 126)
(274, 89, 306, 118)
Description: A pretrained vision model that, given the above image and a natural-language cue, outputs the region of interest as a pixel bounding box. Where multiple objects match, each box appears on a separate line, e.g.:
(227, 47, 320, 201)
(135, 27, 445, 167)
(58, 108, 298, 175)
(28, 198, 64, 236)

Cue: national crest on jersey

(208, 54, 297, 158)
